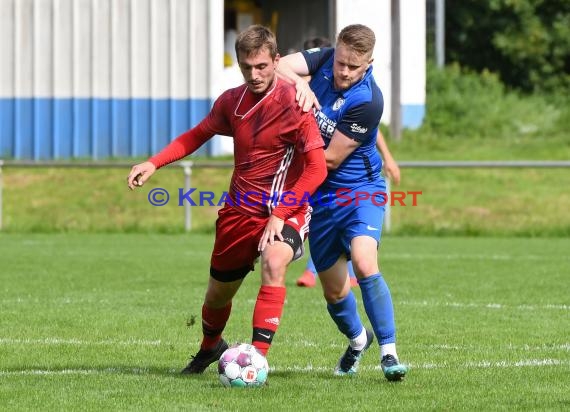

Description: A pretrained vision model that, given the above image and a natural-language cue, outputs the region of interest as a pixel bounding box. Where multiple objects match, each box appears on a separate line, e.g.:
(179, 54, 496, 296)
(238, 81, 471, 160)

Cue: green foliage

(446, 0, 570, 93)
(412, 62, 569, 139)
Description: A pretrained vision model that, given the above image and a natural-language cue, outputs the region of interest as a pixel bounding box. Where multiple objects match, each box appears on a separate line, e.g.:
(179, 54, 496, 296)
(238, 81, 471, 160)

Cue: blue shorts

(309, 182, 386, 272)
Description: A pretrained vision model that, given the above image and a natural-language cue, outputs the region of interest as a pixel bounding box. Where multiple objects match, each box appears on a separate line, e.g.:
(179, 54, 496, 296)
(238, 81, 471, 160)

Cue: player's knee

(351, 259, 379, 277)
(261, 257, 280, 276)
(204, 287, 232, 307)
(323, 288, 348, 303)
(261, 243, 293, 283)
(322, 280, 349, 303)
(260, 255, 287, 285)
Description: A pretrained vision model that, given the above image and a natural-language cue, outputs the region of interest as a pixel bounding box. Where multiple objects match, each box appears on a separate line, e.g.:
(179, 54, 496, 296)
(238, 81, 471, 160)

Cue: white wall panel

(208, 0, 225, 99)
(401, 0, 426, 104)
(112, 0, 131, 98)
(0, 0, 15, 97)
(131, 0, 150, 98)
(53, 0, 72, 97)
(34, 0, 53, 97)
(6, 0, 222, 101)
(15, 0, 34, 98)
(151, 0, 170, 99)
(92, 0, 110, 98)
(73, 0, 92, 98)
(170, 0, 190, 99)
(188, 0, 209, 99)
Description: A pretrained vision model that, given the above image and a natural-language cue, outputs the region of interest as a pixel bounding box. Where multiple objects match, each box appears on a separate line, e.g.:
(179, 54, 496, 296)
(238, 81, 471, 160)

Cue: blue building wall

(0, 98, 210, 159)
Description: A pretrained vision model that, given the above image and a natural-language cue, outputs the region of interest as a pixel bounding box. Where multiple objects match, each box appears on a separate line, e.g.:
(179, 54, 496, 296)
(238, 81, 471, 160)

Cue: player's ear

(367, 57, 374, 69)
(274, 53, 281, 66)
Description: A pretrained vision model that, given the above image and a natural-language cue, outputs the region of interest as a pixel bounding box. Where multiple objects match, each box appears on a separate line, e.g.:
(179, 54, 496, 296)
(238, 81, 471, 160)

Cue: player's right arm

(126, 124, 212, 190)
(278, 52, 320, 112)
(127, 93, 233, 190)
(325, 129, 361, 170)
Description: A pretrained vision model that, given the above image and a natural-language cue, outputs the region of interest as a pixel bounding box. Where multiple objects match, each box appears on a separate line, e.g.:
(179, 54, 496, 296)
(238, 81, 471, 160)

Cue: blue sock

(347, 260, 356, 279)
(327, 291, 363, 340)
(306, 255, 317, 276)
(359, 273, 396, 345)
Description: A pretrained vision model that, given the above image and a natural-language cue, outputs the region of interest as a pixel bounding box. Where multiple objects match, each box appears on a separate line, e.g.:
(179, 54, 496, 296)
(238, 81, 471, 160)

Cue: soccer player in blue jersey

(279, 24, 408, 381)
(297, 129, 401, 288)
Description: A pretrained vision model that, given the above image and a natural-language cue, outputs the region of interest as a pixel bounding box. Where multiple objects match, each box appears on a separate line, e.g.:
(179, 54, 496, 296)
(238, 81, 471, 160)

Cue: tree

(446, 0, 570, 93)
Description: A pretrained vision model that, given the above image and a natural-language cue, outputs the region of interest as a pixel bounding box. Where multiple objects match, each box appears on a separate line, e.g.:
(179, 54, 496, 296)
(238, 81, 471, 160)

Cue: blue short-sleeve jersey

(302, 47, 384, 189)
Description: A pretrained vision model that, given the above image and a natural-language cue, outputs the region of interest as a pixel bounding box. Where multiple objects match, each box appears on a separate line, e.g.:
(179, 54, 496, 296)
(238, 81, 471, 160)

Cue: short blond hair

(336, 24, 375, 57)
(235, 25, 278, 61)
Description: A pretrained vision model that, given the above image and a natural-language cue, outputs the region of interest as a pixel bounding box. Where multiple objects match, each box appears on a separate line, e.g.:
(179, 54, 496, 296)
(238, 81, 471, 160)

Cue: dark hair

(303, 36, 332, 50)
(235, 25, 278, 60)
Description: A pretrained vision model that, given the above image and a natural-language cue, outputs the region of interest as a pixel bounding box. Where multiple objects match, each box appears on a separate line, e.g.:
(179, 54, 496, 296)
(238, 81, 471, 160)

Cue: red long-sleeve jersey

(149, 79, 326, 219)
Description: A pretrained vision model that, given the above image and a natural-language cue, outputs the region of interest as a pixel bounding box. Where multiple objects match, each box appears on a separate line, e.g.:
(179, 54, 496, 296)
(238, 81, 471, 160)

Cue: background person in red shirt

(127, 25, 326, 374)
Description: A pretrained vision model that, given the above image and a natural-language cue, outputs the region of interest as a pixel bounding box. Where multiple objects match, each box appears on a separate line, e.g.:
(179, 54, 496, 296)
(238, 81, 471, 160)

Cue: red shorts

(210, 205, 311, 282)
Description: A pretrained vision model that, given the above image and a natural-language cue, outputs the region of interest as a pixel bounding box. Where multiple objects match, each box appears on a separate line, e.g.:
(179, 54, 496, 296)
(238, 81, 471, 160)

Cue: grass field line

(423, 343, 570, 351)
(2, 337, 568, 352)
(398, 300, 569, 310)
(280, 359, 570, 371)
(249, 298, 570, 311)
(1, 359, 568, 377)
(3, 298, 568, 311)
(384, 253, 570, 261)
(0, 338, 162, 346)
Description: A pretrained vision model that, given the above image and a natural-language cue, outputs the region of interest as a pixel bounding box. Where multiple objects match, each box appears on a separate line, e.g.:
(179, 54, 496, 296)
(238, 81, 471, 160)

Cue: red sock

(252, 285, 286, 356)
(201, 303, 231, 350)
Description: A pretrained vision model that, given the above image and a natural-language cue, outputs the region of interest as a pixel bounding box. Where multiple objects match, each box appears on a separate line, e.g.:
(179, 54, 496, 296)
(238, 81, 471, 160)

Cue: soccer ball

(218, 343, 269, 388)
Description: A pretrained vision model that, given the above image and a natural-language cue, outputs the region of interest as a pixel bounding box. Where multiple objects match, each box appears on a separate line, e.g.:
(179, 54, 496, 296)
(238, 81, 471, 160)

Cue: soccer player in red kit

(127, 25, 326, 374)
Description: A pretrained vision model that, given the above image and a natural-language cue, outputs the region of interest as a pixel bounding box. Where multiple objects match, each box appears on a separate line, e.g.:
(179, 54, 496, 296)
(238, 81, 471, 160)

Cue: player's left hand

(258, 215, 285, 252)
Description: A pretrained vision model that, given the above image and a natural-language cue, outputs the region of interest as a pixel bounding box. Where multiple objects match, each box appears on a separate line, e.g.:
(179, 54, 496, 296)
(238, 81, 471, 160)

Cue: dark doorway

(224, 0, 334, 56)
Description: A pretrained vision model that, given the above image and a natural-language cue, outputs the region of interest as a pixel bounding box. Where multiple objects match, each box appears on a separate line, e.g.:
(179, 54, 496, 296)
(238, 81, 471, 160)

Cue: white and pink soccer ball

(218, 343, 269, 387)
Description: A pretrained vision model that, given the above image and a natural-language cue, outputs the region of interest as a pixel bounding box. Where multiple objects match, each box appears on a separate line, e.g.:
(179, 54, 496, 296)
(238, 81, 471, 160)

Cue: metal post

(390, 0, 402, 140)
(436, 0, 445, 67)
(384, 178, 391, 233)
(181, 161, 193, 231)
(0, 159, 3, 231)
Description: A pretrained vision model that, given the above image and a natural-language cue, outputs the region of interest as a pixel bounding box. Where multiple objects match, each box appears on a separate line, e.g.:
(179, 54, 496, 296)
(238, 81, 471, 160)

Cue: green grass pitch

(1, 234, 569, 411)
